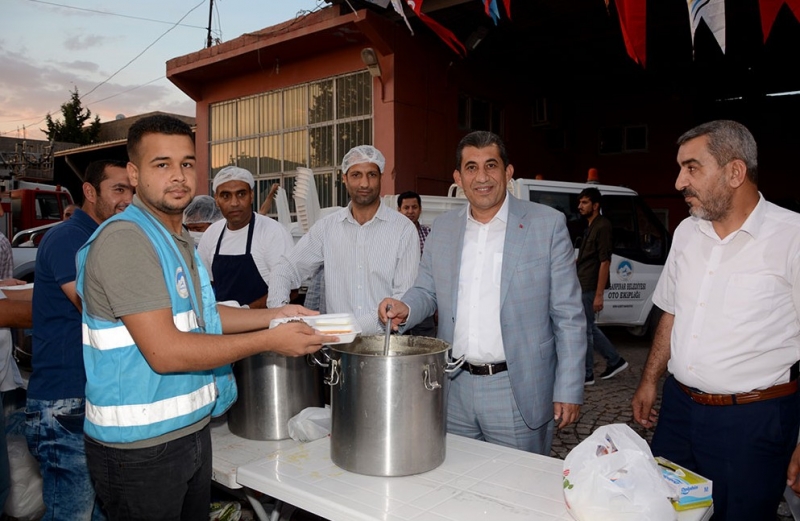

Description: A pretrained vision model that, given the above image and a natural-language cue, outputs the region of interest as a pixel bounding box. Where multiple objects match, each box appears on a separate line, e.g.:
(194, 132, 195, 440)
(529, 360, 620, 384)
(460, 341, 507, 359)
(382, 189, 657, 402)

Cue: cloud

(64, 34, 107, 51)
(0, 48, 194, 140)
(57, 60, 100, 73)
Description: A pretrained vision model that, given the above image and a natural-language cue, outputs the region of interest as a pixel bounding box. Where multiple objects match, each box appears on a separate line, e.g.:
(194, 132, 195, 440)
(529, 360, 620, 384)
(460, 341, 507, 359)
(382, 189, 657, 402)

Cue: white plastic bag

(287, 406, 331, 442)
(4, 435, 46, 521)
(563, 424, 676, 521)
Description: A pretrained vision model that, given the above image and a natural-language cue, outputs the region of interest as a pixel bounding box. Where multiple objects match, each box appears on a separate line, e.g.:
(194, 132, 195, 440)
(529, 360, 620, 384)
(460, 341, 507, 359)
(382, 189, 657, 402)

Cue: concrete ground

(554, 326, 794, 521)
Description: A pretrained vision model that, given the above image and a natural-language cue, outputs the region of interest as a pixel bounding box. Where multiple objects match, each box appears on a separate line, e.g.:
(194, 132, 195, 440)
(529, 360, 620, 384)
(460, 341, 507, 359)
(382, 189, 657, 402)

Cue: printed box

(655, 456, 713, 511)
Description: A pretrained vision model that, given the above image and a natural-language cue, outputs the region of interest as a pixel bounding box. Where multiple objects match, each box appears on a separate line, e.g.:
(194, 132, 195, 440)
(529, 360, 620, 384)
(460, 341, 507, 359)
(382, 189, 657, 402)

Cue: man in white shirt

(198, 166, 294, 308)
(631, 120, 800, 521)
(268, 145, 419, 335)
(0, 279, 31, 513)
(380, 131, 585, 455)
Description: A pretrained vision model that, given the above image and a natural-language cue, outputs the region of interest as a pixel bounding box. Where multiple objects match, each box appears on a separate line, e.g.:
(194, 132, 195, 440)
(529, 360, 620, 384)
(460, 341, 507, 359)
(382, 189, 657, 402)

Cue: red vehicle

(1, 181, 74, 242)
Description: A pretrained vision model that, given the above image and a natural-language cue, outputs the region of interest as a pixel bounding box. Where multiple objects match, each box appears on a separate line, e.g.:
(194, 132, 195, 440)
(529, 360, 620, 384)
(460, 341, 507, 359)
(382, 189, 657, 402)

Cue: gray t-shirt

(83, 207, 203, 321)
(82, 198, 208, 448)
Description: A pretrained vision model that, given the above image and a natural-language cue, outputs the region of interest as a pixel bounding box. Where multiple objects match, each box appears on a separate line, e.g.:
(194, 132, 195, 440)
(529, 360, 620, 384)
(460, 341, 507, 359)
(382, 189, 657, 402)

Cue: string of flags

(373, 0, 800, 62)
(386, 0, 512, 56)
(614, 0, 800, 67)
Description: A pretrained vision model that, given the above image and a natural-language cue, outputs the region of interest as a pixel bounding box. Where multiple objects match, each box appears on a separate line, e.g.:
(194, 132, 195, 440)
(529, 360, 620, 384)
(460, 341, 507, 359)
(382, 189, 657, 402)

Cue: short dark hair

(84, 159, 128, 192)
(127, 115, 194, 166)
(455, 131, 509, 171)
(397, 191, 421, 208)
(578, 187, 602, 206)
(677, 120, 758, 184)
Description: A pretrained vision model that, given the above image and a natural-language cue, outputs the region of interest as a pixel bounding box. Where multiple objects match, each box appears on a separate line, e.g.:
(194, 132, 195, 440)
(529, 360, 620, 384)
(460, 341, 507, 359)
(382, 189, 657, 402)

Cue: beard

(682, 177, 733, 222)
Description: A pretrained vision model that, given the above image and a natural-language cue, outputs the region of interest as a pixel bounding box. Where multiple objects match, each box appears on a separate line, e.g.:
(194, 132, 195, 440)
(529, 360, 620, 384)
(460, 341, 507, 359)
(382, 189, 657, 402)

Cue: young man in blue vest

(77, 115, 329, 520)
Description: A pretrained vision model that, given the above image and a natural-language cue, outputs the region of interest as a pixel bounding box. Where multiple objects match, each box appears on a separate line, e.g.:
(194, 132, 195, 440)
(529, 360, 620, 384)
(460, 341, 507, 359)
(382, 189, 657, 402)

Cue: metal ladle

(383, 304, 392, 356)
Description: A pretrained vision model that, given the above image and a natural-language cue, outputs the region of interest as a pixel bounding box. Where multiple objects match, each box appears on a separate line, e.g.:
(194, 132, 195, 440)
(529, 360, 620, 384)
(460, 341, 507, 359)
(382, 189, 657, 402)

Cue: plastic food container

(269, 313, 361, 344)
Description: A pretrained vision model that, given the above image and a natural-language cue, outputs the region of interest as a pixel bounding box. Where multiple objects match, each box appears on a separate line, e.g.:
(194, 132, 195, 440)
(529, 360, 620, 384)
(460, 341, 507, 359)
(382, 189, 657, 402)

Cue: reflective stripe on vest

(82, 310, 199, 351)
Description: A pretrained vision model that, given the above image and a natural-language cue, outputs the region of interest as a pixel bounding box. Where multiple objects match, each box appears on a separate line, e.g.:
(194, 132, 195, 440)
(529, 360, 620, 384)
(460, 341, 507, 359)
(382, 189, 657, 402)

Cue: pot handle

(324, 359, 341, 387)
(423, 364, 441, 391)
(309, 347, 333, 368)
(444, 354, 466, 373)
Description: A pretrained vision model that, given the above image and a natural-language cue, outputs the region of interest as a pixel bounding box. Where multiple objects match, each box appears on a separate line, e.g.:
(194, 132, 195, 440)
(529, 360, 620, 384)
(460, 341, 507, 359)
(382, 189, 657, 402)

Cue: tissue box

(655, 456, 713, 511)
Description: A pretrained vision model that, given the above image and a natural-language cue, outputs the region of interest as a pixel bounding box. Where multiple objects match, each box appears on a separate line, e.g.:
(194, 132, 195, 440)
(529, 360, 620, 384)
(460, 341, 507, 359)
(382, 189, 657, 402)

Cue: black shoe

(584, 375, 595, 386)
(600, 358, 629, 379)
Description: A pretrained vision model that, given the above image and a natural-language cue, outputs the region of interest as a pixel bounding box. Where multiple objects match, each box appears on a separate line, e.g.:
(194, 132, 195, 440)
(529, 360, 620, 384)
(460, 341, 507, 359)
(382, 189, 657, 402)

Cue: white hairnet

(341, 145, 385, 175)
(184, 195, 222, 224)
(212, 165, 255, 192)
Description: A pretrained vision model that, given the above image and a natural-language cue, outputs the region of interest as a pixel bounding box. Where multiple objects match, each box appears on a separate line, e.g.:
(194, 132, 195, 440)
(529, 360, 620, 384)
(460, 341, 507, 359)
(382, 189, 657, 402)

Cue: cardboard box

(655, 456, 713, 511)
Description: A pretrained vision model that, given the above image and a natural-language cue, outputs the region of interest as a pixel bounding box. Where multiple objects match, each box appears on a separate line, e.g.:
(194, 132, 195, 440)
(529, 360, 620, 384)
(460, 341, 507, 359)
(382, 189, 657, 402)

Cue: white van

(385, 178, 670, 336)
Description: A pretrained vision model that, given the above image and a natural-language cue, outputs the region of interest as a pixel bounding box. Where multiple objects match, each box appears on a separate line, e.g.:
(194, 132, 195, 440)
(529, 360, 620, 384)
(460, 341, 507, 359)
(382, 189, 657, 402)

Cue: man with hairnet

(268, 145, 419, 334)
(198, 166, 294, 308)
(183, 195, 222, 246)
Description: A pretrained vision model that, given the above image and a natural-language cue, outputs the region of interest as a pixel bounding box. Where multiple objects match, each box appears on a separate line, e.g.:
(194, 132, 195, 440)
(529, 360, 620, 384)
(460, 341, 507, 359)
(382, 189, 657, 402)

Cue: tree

(43, 87, 101, 145)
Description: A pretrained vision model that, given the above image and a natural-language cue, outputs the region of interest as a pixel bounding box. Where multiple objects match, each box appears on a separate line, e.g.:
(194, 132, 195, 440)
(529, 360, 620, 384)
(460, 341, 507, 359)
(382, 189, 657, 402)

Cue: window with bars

(209, 71, 373, 214)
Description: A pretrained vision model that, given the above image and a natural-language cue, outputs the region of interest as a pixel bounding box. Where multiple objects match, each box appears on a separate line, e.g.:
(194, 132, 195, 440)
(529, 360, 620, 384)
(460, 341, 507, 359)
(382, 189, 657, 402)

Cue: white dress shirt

(654, 194, 800, 394)
(268, 201, 419, 335)
(452, 196, 509, 363)
(0, 290, 23, 392)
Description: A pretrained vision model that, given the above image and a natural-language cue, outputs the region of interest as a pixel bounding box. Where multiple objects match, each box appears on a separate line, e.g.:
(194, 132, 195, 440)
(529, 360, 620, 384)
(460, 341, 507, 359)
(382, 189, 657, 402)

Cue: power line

(25, 0, 210, 30)
(1, 3, 205, 137)
(80, 1, 205, 100)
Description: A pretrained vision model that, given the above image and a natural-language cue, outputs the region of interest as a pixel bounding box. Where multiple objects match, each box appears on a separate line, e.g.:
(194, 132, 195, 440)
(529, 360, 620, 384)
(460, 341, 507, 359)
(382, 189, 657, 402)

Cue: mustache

(681, 188, 698, 199)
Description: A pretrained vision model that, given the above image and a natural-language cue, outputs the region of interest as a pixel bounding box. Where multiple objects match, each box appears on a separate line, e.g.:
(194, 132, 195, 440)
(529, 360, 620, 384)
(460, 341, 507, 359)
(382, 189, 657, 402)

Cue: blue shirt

(28, 208, 98, 400)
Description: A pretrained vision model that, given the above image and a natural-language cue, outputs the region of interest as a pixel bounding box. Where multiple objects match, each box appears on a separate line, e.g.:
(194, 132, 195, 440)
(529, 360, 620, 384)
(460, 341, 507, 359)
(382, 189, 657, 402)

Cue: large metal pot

(322, 335, 463, 477)
(228, 353, 323, 441)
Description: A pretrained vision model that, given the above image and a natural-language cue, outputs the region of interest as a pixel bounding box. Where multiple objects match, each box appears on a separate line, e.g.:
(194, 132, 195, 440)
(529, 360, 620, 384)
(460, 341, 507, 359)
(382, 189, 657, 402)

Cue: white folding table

(210, 422, 713, 521)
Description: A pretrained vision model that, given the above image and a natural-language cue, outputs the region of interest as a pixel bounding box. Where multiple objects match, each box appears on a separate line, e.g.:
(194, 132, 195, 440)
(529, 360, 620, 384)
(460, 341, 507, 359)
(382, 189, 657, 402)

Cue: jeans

(25, 397, 104, 521)
(85, 422, 212, 521)
(1, 394, 9, 512)
(582, 291, 622, 378)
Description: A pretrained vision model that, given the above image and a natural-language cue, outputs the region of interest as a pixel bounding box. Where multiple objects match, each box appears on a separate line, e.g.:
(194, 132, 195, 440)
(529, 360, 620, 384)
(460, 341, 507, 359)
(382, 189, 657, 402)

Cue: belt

(461, 361, 508, 376)
(677, 379, 798, 406)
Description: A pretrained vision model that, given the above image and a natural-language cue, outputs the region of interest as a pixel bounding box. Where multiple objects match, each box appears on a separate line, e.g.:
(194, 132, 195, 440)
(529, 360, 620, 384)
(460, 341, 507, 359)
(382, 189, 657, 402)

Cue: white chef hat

(183, 195, 222, 224)
(341, 145, 385, 175)
(212, 165, 255, 193)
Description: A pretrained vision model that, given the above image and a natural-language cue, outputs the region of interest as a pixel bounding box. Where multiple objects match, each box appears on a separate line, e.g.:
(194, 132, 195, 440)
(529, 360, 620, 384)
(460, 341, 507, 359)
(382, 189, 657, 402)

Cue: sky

(1, 0, 324, 141)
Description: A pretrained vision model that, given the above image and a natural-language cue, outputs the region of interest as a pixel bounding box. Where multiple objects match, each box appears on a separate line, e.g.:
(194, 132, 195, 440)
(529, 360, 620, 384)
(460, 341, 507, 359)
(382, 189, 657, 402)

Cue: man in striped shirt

(397, 191, 436, 337)
(269, 145, 420, 334)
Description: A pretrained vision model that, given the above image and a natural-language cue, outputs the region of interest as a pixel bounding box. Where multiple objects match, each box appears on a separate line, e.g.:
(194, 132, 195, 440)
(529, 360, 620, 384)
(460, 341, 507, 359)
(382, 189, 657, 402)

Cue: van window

(528, 191, 669, 266)
(596, 195, 668, 265)
(527, 191, 584, 247)
(35, 193, 62, 220)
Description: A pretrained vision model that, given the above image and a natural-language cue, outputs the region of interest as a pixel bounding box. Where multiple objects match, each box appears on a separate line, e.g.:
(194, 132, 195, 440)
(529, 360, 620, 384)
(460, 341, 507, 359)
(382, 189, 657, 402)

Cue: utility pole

(206, 0, 214, 48)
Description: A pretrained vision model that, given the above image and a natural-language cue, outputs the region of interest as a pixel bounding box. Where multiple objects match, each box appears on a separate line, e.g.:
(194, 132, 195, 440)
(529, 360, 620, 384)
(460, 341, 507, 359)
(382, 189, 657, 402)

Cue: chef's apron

(212, 214, 268, 305)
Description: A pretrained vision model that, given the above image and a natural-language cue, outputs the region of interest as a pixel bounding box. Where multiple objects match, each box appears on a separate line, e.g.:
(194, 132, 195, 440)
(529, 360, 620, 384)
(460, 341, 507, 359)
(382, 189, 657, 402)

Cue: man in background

(269, 145, 419, 334)
(0, 279, 31, 513)
(397, 190, 436, 337)
(183, 194, 222, 247)
(26, 159, 133, 520)
(576, 187, 627, 385)
(198, 166, 294, 308)
(62, 204, 79, 220)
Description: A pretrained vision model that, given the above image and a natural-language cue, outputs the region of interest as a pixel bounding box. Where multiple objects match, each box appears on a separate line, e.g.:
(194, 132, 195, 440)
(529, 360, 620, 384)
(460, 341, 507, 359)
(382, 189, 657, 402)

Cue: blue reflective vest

(76, 204, 236, 444)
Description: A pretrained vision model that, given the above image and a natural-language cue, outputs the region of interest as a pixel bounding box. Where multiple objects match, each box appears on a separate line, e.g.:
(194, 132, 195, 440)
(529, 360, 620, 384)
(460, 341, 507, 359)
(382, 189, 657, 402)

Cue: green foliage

(43, 87, 101, 145)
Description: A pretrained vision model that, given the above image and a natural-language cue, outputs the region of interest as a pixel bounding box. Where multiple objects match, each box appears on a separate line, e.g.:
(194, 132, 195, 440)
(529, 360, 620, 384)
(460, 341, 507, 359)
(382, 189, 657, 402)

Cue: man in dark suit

(380, 131, 586, 455)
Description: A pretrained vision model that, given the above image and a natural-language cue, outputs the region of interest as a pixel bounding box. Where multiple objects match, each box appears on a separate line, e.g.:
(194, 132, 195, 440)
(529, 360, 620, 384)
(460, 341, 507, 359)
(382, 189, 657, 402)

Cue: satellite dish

(115, 114, 125, 120)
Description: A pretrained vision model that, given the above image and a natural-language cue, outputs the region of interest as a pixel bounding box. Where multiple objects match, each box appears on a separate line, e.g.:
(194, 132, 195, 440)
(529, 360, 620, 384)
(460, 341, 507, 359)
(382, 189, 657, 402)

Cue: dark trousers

(85, 422, 212, 521)
(652, 375, 799, 521)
